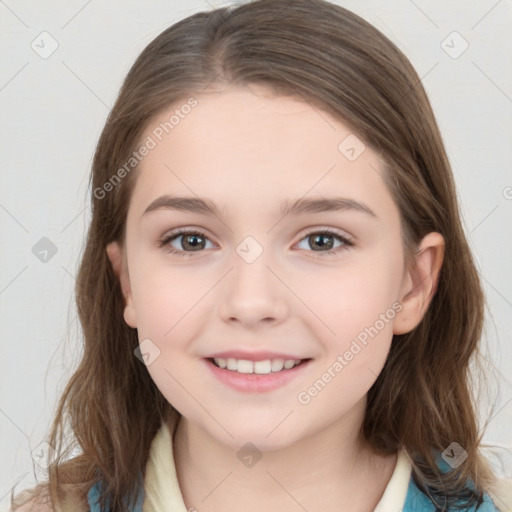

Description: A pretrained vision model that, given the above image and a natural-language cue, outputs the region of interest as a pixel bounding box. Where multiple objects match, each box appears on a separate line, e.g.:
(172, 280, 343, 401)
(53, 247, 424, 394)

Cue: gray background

(1, 0, 511, 508)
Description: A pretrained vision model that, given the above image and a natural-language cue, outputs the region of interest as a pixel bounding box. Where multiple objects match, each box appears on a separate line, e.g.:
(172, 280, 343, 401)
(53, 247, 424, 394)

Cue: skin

(107, 83, 444, 512)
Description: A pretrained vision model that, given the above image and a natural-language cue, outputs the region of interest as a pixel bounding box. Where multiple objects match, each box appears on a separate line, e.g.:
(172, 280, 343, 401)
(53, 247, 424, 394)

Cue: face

(107, 83, 440, 451)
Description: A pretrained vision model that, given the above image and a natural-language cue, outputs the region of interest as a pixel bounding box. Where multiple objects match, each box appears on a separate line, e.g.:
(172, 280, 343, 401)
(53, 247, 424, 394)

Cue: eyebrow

(142, 195, 377, 219)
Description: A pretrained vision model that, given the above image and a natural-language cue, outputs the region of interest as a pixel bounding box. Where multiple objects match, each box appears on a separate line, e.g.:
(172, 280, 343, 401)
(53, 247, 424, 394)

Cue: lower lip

(203, 358, 312, 393)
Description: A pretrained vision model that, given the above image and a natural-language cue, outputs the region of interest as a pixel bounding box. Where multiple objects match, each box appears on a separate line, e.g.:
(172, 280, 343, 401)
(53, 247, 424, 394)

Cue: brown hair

(10, 0, 503, 510)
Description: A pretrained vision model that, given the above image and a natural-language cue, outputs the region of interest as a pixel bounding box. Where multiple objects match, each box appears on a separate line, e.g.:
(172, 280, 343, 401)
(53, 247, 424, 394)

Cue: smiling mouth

(206, 357, 311, 376)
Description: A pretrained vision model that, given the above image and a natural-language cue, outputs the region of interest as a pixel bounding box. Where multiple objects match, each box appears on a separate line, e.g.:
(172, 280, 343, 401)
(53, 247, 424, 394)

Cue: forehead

(128, 84, 395, 221)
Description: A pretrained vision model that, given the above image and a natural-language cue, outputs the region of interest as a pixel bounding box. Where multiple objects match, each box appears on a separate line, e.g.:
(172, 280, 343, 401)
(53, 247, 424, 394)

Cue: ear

(106, 241, 137, 328)
(393, 232, 445, 335)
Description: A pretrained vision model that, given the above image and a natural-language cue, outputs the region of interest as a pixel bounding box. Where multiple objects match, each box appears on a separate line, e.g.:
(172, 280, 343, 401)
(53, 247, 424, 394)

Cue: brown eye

(308, 233, 335, 251)
(179, 233, 206, 251)
(296, 229, 353, 256)
(159, 229, 215, 256)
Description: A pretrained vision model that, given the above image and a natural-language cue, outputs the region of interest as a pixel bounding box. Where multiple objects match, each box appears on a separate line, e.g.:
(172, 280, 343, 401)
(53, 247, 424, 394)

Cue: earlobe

(393, 232, 445, 335)
(106, 241, 138, 328)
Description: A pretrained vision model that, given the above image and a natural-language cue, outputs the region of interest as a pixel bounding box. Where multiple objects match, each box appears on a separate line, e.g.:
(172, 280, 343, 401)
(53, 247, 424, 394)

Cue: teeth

(213, 357, 303, 374)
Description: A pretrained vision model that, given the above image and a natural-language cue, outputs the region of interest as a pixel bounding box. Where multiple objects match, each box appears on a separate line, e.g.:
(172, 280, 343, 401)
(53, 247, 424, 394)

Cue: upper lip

(205, 350, 310, 362)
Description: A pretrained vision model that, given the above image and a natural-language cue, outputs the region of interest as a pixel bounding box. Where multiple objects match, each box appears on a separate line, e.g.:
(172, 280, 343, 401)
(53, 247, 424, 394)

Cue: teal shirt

(87, 456, 501, 511)
(404, 474, 499, 511)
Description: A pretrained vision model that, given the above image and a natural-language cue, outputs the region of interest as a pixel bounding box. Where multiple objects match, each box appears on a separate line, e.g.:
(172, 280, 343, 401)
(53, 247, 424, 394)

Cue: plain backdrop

(1, 0, 511, 508)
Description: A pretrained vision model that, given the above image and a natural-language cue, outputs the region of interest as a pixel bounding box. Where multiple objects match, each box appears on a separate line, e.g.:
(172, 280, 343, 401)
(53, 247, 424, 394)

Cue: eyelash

(157, 227, 353, 258)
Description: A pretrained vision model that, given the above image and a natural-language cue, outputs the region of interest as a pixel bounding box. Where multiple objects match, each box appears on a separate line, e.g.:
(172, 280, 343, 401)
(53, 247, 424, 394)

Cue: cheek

(130, 257, 210, 335)
(336, 254, 403, 370)
(289, 248, 403, 342)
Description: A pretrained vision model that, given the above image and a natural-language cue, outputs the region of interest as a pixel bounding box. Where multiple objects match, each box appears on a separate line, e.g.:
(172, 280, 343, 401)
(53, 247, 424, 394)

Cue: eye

(158, 229, 216, 256)
(158, 227, 353, 257)
(295, 228, 353, 257)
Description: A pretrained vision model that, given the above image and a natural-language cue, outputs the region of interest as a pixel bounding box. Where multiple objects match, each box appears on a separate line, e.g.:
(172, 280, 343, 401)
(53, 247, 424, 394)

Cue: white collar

(142, 419, 412, 512)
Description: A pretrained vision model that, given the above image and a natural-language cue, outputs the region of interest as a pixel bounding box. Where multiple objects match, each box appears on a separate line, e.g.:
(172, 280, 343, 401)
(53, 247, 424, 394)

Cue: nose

(217, 249, 289, 329)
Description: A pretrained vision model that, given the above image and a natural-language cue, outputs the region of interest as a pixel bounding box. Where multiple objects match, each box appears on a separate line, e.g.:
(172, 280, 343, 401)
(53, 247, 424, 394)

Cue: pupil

(181, 234, 334, 252)
(311, 234, 333, 251)
(184, 234, 204, 251)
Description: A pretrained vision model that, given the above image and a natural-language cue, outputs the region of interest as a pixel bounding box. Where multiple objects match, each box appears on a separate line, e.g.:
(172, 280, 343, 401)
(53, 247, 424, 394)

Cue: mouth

(205, 357, 312, 374)
(203, 356, 313, 393)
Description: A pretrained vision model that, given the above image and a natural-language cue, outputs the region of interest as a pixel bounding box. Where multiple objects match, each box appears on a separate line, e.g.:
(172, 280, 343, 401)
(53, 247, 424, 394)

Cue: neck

(171, 400, 397, 512)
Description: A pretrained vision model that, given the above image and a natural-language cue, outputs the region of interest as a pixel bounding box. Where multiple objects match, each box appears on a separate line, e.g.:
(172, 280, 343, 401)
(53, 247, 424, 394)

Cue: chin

(215, 422, 298, 451)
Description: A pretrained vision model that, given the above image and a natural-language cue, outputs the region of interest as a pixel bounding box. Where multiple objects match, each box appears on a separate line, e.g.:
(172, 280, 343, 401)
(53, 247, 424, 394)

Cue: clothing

(87, 420, 501, 511)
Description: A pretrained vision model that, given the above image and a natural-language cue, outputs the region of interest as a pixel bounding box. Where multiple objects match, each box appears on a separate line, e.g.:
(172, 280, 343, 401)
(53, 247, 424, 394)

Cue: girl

(10, 0, 511, 510)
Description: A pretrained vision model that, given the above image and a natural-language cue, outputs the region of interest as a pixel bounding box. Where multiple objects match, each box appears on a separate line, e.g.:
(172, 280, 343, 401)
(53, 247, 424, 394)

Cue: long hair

(10, 0, 503, 510)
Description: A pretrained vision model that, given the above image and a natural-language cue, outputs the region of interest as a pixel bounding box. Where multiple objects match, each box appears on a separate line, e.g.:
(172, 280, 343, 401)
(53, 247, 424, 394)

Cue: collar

(140, 420, 412, 512)
(87, 419, 500, 512)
